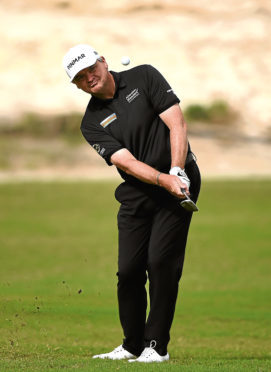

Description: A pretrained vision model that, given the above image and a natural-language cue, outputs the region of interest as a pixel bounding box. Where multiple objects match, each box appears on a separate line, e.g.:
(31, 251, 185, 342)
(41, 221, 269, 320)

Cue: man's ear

(100, 56, 108, 69)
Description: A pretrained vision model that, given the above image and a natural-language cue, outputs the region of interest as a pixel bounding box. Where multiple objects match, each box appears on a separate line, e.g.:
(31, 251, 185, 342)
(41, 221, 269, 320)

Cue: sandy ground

(1, 0, 271, 135)
(0, 0, 270, 180)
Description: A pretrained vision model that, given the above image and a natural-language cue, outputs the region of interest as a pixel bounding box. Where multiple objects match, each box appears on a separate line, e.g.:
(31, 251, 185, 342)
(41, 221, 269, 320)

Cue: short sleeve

(145, 65, 180, 114)
(81, 116, 124, 166)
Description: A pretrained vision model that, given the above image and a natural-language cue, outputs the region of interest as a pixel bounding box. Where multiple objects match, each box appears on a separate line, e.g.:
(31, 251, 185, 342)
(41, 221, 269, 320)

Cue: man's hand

(158, 173, 190, 199)
(169, 166, 190, 189)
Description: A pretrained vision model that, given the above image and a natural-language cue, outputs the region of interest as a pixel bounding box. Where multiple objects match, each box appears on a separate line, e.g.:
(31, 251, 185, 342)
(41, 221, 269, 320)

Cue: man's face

(72, 57, 109, 95)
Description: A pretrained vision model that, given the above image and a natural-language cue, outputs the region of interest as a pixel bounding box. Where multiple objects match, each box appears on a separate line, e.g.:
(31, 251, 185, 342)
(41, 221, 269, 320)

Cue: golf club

(180, 188, 199, 212)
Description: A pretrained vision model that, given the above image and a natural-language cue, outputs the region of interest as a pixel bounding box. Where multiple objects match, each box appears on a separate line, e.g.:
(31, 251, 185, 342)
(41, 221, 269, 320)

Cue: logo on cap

(67, 54, 86, 70)
(63, 44, 100, 82)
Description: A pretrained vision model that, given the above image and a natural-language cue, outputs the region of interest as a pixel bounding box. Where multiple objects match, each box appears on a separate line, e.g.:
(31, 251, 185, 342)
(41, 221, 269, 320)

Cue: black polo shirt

(81, 64, 189, 214)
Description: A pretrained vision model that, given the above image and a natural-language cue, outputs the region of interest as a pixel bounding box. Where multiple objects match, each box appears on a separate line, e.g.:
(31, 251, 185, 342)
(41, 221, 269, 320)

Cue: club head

(180, 188, 199, 212)
(180, 199, 199, 212)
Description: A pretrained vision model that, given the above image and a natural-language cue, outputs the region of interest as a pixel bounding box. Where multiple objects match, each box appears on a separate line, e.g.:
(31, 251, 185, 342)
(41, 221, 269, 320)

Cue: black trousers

(116, 161, 201, 356)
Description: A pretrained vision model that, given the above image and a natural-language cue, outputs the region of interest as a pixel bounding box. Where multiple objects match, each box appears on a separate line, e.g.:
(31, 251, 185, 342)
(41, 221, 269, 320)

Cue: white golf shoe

(92, 345, 136, 360)
(128, 341, 169, 363)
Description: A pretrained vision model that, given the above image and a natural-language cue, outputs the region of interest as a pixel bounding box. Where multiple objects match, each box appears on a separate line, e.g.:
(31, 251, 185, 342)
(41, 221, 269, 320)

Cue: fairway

(0, 179, 270, 371)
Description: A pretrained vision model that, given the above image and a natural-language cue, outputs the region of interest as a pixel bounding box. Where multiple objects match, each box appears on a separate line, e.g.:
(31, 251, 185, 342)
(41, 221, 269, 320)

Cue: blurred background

(1, 2, 271, 369)
(0, 0, 271, 181)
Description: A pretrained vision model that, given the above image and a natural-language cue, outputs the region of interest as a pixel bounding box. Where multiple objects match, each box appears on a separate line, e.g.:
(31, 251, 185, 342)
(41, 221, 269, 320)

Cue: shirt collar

(91, 71, 126, 106)
(111, 71, 127, 90)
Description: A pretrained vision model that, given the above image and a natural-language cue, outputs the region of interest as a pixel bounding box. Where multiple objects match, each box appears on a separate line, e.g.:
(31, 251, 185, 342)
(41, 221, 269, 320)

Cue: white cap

(62, 44, 100, 82)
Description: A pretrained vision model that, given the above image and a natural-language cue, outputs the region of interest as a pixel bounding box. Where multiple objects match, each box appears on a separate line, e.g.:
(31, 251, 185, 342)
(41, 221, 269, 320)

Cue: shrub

(207, 100, 233, 124)
(184, 100, 236, 124)
(0, 112, 83, 142)
(184, 104, 210, 122)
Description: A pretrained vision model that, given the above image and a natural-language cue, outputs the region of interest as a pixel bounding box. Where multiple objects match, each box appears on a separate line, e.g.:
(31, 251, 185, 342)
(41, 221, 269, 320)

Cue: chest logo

(100, 113, 117, 128)
(126, 88, 139, 103)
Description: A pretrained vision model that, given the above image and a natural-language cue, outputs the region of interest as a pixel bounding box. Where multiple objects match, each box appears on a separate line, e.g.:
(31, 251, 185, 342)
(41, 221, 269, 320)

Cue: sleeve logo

(92, 144, 105, 155)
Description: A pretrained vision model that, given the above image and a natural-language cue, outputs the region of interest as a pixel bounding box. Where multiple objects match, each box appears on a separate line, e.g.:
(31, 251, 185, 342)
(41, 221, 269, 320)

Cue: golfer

(63, 44, 201, 363)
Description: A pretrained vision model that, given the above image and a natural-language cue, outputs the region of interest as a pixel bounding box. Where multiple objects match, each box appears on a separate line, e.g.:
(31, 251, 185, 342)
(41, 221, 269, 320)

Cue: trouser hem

(122, 343, 143, 357)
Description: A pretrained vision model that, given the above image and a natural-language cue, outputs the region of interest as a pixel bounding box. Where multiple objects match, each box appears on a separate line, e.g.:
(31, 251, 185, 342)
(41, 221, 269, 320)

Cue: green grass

(0, 179, 271, 371)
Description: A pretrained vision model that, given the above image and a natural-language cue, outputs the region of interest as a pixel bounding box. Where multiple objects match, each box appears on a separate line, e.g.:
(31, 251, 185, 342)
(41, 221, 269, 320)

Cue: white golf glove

(169, 166, 190, 189)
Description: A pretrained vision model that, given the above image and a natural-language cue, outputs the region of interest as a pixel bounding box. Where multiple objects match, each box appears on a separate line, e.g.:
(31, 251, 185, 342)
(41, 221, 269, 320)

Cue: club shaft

(181, 188, 190, 200)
